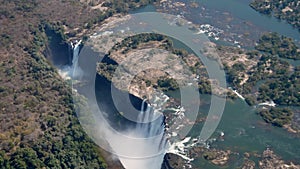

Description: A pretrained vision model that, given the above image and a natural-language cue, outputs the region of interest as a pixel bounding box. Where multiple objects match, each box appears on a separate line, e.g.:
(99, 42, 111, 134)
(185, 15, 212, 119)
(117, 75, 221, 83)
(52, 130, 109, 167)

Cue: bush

(157, 77, 179, 91)
(259, 107, 293, 127)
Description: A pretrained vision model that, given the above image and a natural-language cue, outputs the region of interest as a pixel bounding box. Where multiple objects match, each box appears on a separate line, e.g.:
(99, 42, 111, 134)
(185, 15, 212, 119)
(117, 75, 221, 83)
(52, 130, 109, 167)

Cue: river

(46, 1, 300, 168)
(154, 0, 300, 49)
(167, 90, 300, 168)
(134, 0, 300, 168)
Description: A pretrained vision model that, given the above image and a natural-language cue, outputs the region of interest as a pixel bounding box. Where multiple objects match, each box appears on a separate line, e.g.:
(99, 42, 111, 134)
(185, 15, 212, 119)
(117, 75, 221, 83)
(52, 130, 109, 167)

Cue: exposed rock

(259, 149, 300, 169)
(190, 146, 231, 166)
(163, 153, 187, 169)
(189, 2, 199, 8)
(210, 150, 231, 166)
(244, 152, 250, 158)
(241, 159, 256, 169)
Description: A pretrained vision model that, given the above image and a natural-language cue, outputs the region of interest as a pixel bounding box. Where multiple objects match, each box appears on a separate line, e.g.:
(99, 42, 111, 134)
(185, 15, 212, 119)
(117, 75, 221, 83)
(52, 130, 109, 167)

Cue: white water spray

(107, 100, 167, 169)
(58, 40, 82, 80)
(71, 40, 82, 70)
(59, 40, 168, 168)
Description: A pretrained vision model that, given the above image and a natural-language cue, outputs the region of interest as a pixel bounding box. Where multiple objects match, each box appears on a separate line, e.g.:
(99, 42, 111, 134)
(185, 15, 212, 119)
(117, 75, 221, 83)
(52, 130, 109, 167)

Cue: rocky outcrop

(162, 153, 187, 169)
(259, 149, 300, 169)
(241, 159, 256, 169)
(189, 146, 232, 166)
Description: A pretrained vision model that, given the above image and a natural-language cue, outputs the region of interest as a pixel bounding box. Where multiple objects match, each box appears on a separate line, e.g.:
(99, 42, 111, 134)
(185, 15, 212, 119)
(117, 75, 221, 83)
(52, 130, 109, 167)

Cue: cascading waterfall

(71, 40, 81, 72)
(136, 100, 165, 139)
(111, 100, 168, 169)
(58, 40, 82, 80)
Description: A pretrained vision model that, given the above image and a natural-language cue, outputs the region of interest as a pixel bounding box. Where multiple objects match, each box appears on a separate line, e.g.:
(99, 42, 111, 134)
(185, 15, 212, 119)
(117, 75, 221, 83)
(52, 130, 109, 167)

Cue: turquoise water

(128, 1, 300, 167)
(211, 98, 300, 160)
(137, 0, 300, 166)
(167, 90, 300, 167)
(191, 0, 299, 42)
(155, 0, 300, 49)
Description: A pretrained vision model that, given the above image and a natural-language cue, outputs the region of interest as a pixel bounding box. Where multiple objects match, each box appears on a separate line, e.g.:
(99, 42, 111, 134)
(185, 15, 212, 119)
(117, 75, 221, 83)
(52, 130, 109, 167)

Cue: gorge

(46, 3, 300, 169)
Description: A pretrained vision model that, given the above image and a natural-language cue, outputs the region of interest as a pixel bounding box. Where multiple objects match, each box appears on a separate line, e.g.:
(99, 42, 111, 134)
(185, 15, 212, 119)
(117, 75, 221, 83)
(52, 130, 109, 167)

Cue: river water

(189, 0, 299, 39)
(154, 0, 300, 49)
(134, 0, 300, 168)
(169, 92, 300, 168)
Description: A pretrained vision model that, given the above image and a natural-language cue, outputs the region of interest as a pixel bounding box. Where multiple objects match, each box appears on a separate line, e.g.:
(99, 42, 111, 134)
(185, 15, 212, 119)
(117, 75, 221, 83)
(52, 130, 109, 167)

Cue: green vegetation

(226, 62, 246, 87)
(258, 66, 300, 106)
(225, 32, 299, 105)
(259, 108, 293, 127)
(197, 80, 211, 94)
(255, 32, 300, 60)
(231, 51, 298, 106)
(203, 151, 218, 160)
(250, 0, 300, 31)
(221, 32, 300, 129)
(157, 76, 179, 91)
(252, 33, 300, 106)
(103, 0, 157, 13)
(97, 62, 118, 80)
(109, 33, 172, 54)
(244, 95, 257, 106)
(0, 0, 156, 168)
(0, 48, 108, 169)
(0, 25, 108, 167)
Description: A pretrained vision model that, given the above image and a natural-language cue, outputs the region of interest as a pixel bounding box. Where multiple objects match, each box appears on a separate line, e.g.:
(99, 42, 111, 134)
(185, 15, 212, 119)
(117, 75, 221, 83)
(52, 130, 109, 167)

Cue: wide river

(133, 0, 300, 168)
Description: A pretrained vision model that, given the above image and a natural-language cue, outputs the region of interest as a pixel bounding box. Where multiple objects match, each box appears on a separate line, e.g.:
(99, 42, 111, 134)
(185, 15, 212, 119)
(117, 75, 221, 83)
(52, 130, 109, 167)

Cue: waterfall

(58, 40, 82, 80)
(65, 41, 168, 168)
(112, 100, 167, 169)
(71, 40, 82, 71)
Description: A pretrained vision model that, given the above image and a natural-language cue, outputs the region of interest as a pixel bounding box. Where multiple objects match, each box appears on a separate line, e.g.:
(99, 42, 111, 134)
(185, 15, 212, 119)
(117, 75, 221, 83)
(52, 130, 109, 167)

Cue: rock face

(162, 153, 187, 169)
(99, 149, 125, 169)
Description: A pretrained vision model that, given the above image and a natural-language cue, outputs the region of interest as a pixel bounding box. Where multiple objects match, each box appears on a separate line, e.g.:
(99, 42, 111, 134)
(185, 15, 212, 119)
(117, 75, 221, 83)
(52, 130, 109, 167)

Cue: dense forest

(255, 32, 300, 60)
(0, 0, 155, 168)
(260, 108, 293, 127)
(254, 33, 300, 106)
